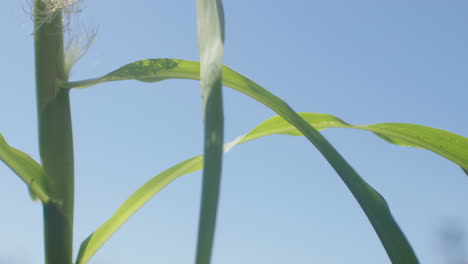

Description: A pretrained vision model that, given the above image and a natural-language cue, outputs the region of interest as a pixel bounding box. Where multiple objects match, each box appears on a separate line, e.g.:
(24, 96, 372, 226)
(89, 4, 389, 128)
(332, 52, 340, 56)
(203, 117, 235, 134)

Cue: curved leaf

(76, 157, 203, 264)
(78, 112, 466, 263)
(246, 113, 468, 172)
(63, 59, 467, 172)
(68, 59, 419, 263)
(0, 133, 53, 204)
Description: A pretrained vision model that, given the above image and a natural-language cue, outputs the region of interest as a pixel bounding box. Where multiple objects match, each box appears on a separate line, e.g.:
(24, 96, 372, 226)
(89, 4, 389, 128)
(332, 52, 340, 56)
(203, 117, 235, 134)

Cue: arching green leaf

(63, 59, 468, 173)
(246, 113, 468, 172)
(67, 59, 421, 263)
(79, 111, 466, 263)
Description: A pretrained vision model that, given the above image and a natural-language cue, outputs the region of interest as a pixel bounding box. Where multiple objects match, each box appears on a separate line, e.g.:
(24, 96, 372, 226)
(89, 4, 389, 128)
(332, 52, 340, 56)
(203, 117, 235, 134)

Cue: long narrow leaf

(74, 112, 467, 263)
(63, 59, 468, 172)
(0, 133, 53, 204)
(75, 156, 203, 264)
(196, 0, 225, 263)
(245, 113, 468, 172)
(67, 59, 420, 263)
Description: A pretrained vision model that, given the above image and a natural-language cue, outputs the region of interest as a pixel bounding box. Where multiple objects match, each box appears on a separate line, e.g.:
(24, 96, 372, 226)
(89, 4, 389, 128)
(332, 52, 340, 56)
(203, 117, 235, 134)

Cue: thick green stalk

(34, 2, 74, 264)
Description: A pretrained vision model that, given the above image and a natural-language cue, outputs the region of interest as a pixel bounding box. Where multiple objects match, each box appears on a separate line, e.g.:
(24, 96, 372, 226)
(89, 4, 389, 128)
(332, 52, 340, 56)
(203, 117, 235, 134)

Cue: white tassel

(35, 0, 82, 26)
(32, 0, 95, 78)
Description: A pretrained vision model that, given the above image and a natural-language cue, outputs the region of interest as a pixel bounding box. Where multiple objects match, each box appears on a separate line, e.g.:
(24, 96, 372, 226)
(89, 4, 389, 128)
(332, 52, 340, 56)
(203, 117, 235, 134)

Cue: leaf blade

(64, 59, 468, 172)
(67, 59, 422, 263)
(0, 133, 52, 203)
(75, 156, 203, 264)
(196, 0, 225, 263)
(72, 111, 466, 263)
(244, 113, 468, 172)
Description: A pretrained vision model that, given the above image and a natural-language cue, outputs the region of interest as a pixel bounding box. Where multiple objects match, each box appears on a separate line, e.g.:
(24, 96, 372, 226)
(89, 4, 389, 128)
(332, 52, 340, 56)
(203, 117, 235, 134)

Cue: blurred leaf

(196, 0, 225, 263)
(0, 133, 53, 204)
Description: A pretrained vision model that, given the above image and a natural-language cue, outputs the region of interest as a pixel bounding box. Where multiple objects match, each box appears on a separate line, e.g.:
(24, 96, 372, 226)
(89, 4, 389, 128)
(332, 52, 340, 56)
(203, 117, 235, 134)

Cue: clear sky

(0, 1, 467, 263)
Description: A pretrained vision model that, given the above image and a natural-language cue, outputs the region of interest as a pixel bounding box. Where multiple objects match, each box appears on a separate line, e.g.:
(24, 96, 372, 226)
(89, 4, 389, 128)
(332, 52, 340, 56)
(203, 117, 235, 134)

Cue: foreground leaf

(196, 1, 226, 263)
(78, 112, 466, 263)
(67, 59, 419, 263)
(0, 133, 52, 204)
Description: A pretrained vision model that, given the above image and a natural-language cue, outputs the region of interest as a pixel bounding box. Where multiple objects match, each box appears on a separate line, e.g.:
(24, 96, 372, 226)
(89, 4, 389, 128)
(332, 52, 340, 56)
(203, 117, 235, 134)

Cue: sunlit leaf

(67, 59, 422, 263)
(63, 59, 468, 173)
(75, 156, 203, 264)
(80, 110, 465, 263)
(246, 113, 468, 172)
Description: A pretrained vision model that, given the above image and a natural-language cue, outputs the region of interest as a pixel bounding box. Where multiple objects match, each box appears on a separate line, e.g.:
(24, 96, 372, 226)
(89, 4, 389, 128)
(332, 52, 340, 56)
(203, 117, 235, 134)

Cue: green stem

(34, 2, 74, 264)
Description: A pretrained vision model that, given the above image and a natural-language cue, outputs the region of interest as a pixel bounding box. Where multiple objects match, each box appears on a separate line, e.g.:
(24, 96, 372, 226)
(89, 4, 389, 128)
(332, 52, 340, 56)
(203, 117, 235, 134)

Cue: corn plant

(1, 1, 467, 263)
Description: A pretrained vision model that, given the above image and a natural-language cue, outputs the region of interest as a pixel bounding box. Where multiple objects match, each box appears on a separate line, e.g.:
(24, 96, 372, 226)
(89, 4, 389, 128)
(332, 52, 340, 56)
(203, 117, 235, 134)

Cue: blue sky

(0, 1, 467, 263)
